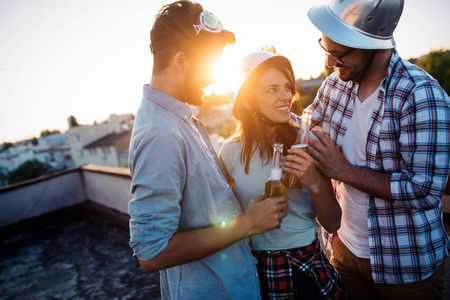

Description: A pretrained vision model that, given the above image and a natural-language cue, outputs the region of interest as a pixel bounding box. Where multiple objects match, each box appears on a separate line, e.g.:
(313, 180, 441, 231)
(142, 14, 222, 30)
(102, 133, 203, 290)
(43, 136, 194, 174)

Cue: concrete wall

(0, 170, 86, 227)
(0, 164, 132, 230)
(85, 145, 121, 168)
(82, 164, 132, 214)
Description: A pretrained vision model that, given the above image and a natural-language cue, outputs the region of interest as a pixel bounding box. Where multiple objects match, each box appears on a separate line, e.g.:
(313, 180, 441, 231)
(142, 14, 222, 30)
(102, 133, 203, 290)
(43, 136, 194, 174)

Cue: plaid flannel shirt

(292, 49, 450, 285)
(252, 237, 345, 300)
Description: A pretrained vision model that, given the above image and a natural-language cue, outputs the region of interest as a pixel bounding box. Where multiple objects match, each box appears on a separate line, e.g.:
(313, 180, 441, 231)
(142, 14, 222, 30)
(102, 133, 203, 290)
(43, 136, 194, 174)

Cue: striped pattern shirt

(295, 49, 450, 284)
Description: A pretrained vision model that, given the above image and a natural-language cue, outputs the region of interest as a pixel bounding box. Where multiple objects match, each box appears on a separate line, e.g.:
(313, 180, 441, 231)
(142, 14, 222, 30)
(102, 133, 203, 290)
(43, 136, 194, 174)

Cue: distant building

(0, 133, 72, 173)
(67, 114, 134, 167)
(38, 132, 68, 147)
(83, 131, 131, 168)
(0, 133, 74, 187)
(0, 114, 134, 187)
(0, 141, 36, 174)
(34, 133, 74, 170)
(34, 144, 74, 170)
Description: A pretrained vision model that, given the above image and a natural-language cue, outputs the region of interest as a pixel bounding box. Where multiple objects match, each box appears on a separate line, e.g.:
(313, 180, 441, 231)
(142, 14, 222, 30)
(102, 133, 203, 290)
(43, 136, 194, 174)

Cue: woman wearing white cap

(219, 51, 346, 300)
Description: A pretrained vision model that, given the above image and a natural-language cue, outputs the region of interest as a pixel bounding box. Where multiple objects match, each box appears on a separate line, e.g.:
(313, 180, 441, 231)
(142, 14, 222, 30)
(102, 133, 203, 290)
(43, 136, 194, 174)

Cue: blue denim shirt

(128, 86, 261, 299)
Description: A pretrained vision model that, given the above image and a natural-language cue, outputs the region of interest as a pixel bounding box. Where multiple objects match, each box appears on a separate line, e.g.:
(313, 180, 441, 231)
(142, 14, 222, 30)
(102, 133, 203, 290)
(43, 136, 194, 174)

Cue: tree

(7, 159, 52, 185)
(218, 120, 236, 139)
(417, 49, 450, 95)
(261, 45, 278, 55)
(68, 115, 79, 127)
(292, 83, 321, 115)
(0, 142, 14, 153)
(40, 129, 61, 137)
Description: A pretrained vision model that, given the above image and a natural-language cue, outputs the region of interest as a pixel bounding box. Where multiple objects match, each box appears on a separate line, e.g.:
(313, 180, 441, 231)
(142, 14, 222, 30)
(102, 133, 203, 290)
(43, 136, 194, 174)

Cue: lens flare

(211, 49, 240, 95)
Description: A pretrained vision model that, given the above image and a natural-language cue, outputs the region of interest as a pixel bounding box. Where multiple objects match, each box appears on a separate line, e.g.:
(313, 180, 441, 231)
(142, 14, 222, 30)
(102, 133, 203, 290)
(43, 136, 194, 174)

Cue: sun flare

(209, 49, 242, 96)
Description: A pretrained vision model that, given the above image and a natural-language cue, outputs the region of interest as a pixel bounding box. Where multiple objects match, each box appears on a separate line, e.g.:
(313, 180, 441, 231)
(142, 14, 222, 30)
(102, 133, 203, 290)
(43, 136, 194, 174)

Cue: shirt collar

(384, 49, 400, 84)
(143, 85, 194, 122)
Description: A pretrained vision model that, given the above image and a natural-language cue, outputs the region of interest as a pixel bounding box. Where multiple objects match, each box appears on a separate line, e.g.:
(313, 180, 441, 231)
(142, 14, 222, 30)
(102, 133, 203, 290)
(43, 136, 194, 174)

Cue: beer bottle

(264, 143, 285, 199)
(284, 108, 312, 189)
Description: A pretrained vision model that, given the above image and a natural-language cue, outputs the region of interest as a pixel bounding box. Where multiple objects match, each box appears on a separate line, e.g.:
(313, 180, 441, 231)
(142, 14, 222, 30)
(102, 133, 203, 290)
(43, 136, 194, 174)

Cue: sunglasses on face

(318, 38, 355, 65)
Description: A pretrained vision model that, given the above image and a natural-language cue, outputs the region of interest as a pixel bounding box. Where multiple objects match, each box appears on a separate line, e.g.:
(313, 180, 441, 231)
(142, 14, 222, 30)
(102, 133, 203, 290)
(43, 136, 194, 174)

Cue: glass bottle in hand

(284, 108, 312, 189)
(264, 143, 285, 198)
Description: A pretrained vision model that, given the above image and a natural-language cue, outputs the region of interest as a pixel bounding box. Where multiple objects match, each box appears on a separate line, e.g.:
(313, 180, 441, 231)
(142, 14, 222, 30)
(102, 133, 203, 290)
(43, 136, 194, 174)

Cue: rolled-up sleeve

(390, 81, 450, 210)
(128, 129, 186, 260)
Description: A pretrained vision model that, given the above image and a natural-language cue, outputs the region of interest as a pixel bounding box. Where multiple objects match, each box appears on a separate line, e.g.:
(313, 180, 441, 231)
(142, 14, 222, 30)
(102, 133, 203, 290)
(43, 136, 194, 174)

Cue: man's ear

(173, 52, 189, 74)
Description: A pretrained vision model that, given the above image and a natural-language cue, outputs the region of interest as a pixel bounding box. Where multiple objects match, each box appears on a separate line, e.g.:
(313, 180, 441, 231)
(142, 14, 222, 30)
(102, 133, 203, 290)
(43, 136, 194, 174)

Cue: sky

(1, 0, 450, 143)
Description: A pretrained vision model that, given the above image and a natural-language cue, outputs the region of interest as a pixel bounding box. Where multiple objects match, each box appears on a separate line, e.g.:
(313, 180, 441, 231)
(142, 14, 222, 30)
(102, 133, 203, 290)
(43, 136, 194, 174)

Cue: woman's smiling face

(255, 67, 293, 124)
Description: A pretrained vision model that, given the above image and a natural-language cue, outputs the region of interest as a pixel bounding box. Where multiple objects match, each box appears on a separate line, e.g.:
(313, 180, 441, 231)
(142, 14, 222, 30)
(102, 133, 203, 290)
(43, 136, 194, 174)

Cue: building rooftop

(83, 131, 131, 149)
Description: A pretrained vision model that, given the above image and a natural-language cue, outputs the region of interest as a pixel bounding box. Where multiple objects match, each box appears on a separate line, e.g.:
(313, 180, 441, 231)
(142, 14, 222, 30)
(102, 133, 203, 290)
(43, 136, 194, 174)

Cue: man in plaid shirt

(299, 0, 450, 299)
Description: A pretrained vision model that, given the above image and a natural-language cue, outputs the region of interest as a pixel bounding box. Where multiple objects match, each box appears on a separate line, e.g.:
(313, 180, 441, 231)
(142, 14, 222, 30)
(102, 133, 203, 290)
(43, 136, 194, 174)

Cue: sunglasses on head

(193, 11, 223, 35)
(150, 11, 226, 54)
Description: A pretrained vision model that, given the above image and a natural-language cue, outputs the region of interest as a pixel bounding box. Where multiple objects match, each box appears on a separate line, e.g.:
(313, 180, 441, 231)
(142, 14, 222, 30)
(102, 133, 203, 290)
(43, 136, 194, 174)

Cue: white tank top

(337, 84, 380, 259)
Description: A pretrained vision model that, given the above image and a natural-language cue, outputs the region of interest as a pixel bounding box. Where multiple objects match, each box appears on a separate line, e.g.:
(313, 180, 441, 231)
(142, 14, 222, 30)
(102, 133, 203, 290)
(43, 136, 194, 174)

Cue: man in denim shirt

(128, 2, 289, 299)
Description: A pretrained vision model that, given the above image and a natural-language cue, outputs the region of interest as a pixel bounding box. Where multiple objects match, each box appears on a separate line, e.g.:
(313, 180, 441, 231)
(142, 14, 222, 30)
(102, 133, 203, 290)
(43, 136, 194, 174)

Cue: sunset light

(211, 48, 242, 95)
(2, 1, 450, 298)
(1, 0, 450, 143)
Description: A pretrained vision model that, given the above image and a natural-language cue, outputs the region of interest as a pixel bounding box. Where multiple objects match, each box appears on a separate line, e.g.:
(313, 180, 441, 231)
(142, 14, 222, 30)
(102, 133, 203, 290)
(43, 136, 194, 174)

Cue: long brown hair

(232, 59, 299, 173)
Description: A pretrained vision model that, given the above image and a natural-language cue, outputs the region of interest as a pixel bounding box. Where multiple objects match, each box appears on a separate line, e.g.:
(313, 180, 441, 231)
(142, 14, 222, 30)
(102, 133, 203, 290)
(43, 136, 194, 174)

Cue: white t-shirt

(337, 84, 380, 259)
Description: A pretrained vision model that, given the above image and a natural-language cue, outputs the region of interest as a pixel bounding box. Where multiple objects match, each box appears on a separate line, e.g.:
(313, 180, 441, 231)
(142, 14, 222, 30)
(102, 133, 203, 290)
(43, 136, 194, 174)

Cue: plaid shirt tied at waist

(253, 237, 345, 300)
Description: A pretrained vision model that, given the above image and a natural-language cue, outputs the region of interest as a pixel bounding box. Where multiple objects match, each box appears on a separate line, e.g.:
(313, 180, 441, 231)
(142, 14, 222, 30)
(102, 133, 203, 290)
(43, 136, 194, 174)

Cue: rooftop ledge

(0, 164, 132, 239)
(1, 164, 449, 233)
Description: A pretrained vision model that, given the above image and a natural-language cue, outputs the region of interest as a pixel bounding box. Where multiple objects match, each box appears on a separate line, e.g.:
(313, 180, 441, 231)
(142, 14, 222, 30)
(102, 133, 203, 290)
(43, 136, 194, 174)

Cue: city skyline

(1, 0, 450, 143)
